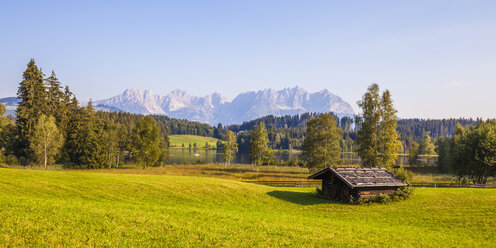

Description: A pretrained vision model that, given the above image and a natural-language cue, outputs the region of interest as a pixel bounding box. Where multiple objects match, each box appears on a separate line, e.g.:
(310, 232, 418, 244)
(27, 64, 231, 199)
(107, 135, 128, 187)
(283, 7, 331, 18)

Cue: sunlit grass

(168, 135, 220, 148)
(0, 168, 495, 247)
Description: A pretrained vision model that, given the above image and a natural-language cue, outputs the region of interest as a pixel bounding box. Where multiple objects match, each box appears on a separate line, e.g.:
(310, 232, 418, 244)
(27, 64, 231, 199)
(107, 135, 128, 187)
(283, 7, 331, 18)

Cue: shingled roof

(308, 167, 408, 188)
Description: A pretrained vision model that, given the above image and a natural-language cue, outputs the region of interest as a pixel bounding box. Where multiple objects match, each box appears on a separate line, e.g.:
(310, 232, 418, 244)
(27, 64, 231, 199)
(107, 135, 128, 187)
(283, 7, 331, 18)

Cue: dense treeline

(436, 122, 496, 183)
(213, 113, 476, 153)
(96, 112, 214, 137)
(0, 60, 169, 168)
(397, 118, 478, 149)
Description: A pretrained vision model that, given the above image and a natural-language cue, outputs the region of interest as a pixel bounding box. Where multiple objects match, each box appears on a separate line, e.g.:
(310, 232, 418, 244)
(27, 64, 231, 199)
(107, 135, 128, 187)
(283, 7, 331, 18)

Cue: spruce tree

(16, 59, 49, 160)
(77, 101, 107, 168)
(46, 71, 69, 135)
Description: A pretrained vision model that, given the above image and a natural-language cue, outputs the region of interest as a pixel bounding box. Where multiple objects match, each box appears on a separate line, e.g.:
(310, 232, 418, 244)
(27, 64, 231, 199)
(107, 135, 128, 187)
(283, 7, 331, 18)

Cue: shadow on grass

(267, 190, 339, 206)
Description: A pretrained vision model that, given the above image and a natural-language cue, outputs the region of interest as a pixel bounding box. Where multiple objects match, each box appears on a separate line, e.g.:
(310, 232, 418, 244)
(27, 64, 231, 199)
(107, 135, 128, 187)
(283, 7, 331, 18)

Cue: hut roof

(308, 167, 408, 189)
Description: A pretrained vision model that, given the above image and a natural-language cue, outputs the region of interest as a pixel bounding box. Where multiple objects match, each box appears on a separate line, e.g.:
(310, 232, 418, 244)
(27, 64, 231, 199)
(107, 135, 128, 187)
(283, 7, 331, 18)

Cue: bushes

(391, 167, 413, 183)
(352, 187, 415, 205)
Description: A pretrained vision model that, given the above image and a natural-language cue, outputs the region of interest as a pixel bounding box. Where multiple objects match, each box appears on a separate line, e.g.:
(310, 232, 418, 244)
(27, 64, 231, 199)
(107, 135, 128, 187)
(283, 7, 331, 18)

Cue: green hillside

(0, 168, 495, 247)
(169, 135, 220, 148)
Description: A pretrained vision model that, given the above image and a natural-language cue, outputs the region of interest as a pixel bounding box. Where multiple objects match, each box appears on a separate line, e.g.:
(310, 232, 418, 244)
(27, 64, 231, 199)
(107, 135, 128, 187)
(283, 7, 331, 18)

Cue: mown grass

(0, 168, 495, 247)
(169, 135, 220, 148)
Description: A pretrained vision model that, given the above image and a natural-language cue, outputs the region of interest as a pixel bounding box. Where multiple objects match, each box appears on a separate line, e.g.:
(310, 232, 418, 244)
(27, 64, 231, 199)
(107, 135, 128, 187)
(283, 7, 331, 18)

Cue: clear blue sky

(1, 1, 495, 118)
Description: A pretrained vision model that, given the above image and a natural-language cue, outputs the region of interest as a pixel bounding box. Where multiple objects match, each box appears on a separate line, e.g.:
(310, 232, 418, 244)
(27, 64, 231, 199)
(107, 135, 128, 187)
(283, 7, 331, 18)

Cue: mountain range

(93, 87, 354, 125)
(1, 87, 355, 125)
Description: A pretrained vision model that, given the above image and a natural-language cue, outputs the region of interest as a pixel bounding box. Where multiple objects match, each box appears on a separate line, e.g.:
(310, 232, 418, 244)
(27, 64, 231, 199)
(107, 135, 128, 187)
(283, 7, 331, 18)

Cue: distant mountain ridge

(0, 97, 20, 116)
(94, 87, 355, 125)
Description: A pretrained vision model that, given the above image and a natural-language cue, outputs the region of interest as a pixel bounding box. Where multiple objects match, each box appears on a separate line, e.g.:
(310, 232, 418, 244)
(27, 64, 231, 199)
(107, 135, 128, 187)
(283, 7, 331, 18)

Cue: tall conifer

(16, 59, 48, 159)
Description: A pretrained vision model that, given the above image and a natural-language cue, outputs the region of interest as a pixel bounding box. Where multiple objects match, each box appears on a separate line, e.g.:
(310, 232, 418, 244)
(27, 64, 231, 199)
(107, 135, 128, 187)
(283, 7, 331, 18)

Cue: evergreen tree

(30, 115, 64, 168)
(356, 84, 400, 168)
(45, 71, 69, 134)
(16, 59, 48, 159)
(77, 102, 107, 168)
(103, 119, 119, 168)
(300, 113, 342, 170)
(132, 116, 161, 169)
(222, 130, 238, 166)
(157, 122, 170, 167)
(249, 122, 273, 170)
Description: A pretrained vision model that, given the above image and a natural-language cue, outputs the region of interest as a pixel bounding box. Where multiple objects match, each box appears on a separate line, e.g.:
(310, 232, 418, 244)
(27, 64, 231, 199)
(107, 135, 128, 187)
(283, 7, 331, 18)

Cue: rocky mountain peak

(94, 86, 354, 125)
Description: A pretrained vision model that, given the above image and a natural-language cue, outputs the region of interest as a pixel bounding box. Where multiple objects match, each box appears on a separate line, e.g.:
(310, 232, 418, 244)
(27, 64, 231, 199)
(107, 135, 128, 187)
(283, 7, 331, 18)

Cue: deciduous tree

(300, 113, 342, 170)
(30, 115, 64, 168)
(132, 116, 161, 169)
(222, 130, 238, 166)
(356, 84, 401, 168)
(249, 122, 273, 170)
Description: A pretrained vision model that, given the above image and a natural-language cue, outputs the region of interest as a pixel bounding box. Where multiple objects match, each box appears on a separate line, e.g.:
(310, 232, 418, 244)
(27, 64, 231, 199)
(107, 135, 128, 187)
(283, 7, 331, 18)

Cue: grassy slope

(0, 169, 495, 247)
(169, 135, 220, 148)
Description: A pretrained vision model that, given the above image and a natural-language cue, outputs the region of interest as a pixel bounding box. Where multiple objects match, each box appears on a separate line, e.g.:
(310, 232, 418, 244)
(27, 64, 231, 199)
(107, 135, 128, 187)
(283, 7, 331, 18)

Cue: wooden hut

(308, 167, 408, 201)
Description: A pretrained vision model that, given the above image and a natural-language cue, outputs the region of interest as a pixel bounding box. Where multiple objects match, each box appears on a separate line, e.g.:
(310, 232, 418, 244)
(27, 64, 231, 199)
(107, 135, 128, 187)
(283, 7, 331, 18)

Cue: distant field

(0, 168, 495, 247)
(169, 135, 220, 148)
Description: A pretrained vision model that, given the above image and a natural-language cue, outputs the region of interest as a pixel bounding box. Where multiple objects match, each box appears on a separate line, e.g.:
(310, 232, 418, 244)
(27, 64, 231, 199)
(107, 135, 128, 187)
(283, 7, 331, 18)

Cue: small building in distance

(308, 167, 408, 201)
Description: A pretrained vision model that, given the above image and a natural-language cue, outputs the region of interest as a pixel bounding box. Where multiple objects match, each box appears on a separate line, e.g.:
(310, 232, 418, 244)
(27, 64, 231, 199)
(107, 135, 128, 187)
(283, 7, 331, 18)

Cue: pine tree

(46, 71, 69, 135)
(16, 59, 49, 160)
(30, 115, 64, 168)
(157, 122, 170, 167)
(222, 130, 238, 166)
(103, 119, 119, 168)
(77, 102, 107, 168)
(300, 113, 342, 170)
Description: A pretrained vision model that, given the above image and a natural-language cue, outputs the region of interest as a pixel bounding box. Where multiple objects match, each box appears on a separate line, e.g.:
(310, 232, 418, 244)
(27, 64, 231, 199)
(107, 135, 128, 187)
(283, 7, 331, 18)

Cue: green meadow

(0, 168, 495, 247)
(168, 135, 221, 148)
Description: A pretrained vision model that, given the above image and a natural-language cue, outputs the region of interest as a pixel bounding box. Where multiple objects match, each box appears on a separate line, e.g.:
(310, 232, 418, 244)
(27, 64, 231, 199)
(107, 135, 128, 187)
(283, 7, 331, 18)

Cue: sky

(1, 0, 496, 119)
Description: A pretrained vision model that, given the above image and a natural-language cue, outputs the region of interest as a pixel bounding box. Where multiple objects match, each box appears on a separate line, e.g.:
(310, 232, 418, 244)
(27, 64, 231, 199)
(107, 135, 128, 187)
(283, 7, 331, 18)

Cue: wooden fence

(244, 180, 496, 188)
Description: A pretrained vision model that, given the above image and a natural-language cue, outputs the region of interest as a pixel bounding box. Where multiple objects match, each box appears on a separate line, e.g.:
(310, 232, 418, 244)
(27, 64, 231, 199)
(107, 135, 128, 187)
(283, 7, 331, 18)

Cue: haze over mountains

(93, 87, 354, 125)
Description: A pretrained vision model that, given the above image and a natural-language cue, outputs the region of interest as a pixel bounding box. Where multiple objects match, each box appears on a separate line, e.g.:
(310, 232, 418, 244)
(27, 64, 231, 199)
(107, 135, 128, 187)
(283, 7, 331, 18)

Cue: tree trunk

(116, 152, 120, 168)
(44, 141, 47, 169)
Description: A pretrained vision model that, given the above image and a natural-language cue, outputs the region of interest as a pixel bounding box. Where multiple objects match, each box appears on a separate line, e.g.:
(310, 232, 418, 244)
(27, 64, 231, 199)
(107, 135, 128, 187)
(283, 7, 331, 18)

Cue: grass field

(169, 135, 220, 148)
(0, 168, 495, 247)
(75, 164, 311, 181)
